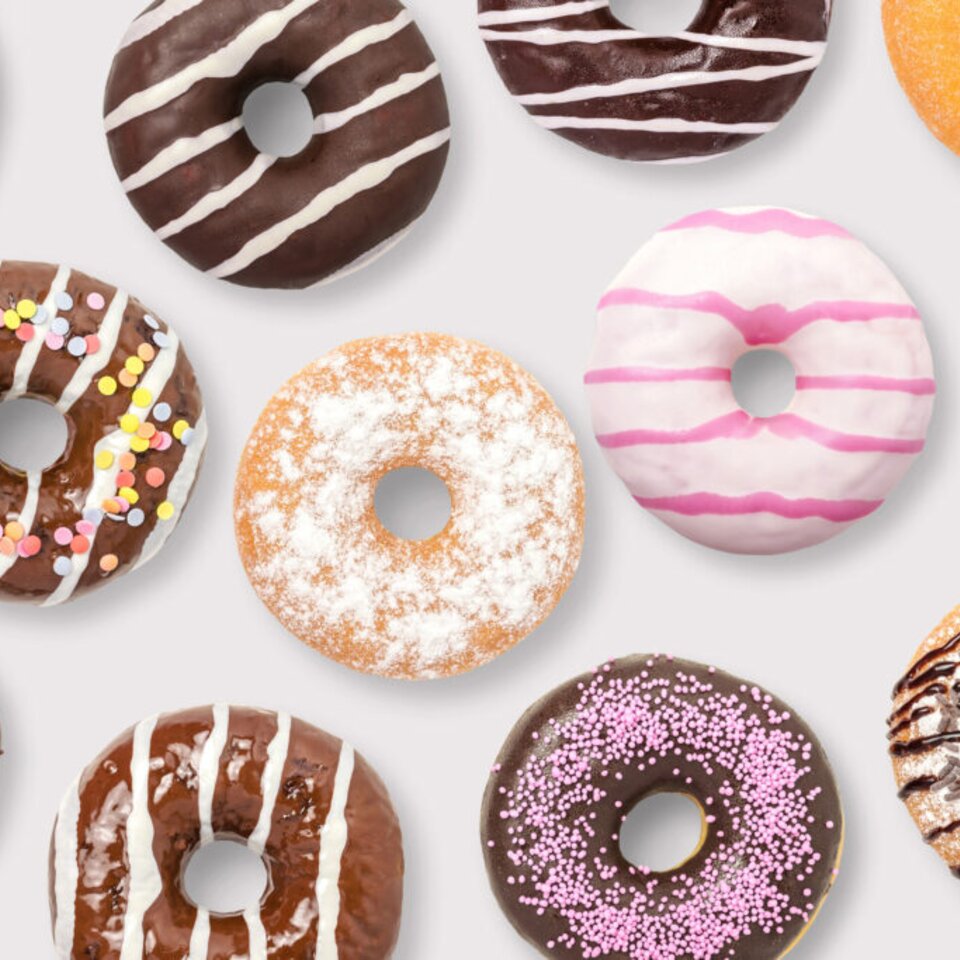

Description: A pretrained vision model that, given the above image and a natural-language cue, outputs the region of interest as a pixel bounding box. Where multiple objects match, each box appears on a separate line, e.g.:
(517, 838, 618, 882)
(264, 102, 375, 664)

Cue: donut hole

(183, 839, 270, 916)
(0, 398, 69, 472)
(731, 349, 797, 418)
(242, 82, 315, 158)
(619, 792, 706, 872)
(375, 467, 452, 541)
(609, 0, 705, 33)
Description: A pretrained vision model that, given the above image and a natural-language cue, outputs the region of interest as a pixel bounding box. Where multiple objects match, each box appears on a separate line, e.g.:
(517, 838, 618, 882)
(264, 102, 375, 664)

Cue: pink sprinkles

(487, 657, 841, 960)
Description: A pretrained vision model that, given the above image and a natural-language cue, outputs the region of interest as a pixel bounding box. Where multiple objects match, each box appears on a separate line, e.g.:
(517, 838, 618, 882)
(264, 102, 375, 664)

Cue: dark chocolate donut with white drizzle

(478, 0, 832, 162)
(104, 0, 451, 289)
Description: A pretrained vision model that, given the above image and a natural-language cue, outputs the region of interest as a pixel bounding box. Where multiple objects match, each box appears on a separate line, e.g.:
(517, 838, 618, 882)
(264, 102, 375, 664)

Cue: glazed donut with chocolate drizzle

(50, 705, 403, 960)
(105, 0, 450, 289)
(482, 655, 844, 960)
(0, 261, 206, 605)
(889, 604, 960, 878)
(478, 0, 832, 162)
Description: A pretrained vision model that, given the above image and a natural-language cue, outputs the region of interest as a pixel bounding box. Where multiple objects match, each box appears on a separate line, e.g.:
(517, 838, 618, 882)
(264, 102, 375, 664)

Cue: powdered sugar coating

(482, 656, 844, 960)
(234, 334, 584, 680)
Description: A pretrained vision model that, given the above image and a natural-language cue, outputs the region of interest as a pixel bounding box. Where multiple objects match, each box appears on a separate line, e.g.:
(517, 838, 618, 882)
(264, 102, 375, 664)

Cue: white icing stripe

(198, 704, 230, 846)
(132, 408, 208, 571)
(535, 115, 778, 134)
(248, 711, 292, 855)
(44, 335, 182, 607)
(477, 1, 608, 26)
(246, 908, 269, 960)
(314, 742, 354, 960)
(157, 154, 277, 240)
(53, 774, 82, 960)
(122, 118, 244, 193)
(315, 63, 440, 135)
(8, 265, 72, 400)
(210, 128, 450, 279)
(187, 906, 210, 960)
(0, 470, 41, 580)
(479, 26, 827, 57)
(119, 715, 163, 960)
(105, 0, 322, 132)
(121, 0, 207, 49)
(516, 57, 820, 105)
(295, 11, 413, 87)
(55, 290, 128, 413)
(317, 222, 416, 288)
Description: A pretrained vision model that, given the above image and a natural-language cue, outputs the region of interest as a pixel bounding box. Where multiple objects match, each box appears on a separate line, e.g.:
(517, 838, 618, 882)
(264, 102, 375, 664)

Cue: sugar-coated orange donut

(234, 333, 585, 680)
(883, 0, 960, 155)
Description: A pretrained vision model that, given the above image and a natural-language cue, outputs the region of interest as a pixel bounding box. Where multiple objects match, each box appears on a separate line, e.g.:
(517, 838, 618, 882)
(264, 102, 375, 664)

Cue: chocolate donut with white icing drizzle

(104, 0, 450, 289)
(478, 0, 832, 162)
(49, 705, 403, 960)
(0, 261, 206, 605)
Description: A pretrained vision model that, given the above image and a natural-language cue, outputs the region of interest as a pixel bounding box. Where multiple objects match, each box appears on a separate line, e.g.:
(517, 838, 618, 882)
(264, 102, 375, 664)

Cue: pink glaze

(663, 208, 852, 239)
(795, 374, 936, 395)
(584, 366, 731, 384)
(635, 492, 882, 522)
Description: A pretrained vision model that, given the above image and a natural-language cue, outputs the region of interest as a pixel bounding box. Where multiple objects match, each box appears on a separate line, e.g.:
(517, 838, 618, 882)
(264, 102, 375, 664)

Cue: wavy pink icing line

(597, 410, 925, 454)
(796, 374, 936, 395)
(597, 289, 921, 346)
(584, 366, 731, 384)
(635, 491, 883, 522)
(662, 209, 852, 239)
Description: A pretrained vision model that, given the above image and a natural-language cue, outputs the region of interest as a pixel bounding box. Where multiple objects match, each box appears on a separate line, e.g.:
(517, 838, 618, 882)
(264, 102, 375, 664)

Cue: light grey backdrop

(1, 0, 958, 955)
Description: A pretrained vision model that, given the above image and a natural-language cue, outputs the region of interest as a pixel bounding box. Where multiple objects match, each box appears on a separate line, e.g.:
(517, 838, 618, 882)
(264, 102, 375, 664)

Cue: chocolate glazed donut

(104, 0, 451, 289)
(482, 656, 844, 960)
(478, 0, 832, 162)
(50, 706, 403, 960)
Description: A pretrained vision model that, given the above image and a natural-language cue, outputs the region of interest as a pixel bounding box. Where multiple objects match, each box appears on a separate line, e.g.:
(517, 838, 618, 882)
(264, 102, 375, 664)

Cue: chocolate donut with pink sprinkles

(481, 655, 843, 960)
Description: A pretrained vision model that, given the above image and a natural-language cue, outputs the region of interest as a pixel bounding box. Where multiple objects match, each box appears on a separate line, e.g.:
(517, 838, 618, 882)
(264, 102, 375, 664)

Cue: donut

(234, 333, 585, 680)
(104, 0, 450, 289)
(50, 705, 403, 960)
(477, 0, 831, 163)
(482, 655, 844, 960)
(585, 206, 935, 555)
(889, 604, 960, 878)
(0, 261, 206, 605)
(884, 0, 960, 156)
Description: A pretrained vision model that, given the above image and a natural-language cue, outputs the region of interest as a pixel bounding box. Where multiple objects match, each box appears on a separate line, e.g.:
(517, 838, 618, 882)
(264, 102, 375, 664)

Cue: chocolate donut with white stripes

(50, 706, 403, 960)
(105, 0, 450, 289)
(0, 261, 206, 604)
(478, 0, 832, 162)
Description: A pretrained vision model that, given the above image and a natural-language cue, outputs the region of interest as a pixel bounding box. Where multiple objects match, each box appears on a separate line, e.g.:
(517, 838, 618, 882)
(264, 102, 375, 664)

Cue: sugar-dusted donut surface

(105, 0, 450, 289)
(234, 333, 585, 680)
(50, 705, 403, 960)
(586, 207, 935, 554)
(482, 655, 844, 960)
(478, 0, 831, 162)
(0, 261, 206, 605)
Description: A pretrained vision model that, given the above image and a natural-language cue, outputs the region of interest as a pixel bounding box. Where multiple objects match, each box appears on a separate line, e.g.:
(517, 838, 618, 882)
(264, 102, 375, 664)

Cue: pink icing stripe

(796, 374, 936, 396)
(597, 289, 921, 346)
(635, 491, 884, 522)
(584, 366, 731, 384)
(597, 410, 925, 454)
(663, 209, 852, 239)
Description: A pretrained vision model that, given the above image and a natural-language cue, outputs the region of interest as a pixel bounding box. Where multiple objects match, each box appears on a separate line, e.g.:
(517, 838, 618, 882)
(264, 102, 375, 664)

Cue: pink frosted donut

(586, 207, 935, 554)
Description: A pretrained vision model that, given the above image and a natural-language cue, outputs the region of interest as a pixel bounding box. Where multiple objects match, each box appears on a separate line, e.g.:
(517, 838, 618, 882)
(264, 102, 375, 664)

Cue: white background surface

(1, 0, 959, 956)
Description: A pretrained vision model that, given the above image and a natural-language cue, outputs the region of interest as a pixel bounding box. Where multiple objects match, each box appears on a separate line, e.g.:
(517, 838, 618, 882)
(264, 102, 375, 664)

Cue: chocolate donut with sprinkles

(0, 261, 206, 605)
(482, 656, 844, 960)
(478, 0, 832, 162)
(50, 705, 403, 960)
(104, 0, 450, 289)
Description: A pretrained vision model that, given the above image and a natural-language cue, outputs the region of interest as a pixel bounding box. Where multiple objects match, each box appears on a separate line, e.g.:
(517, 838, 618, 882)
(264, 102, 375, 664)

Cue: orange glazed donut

(883, 0, 960, 155)
(234, 333, 585, 680)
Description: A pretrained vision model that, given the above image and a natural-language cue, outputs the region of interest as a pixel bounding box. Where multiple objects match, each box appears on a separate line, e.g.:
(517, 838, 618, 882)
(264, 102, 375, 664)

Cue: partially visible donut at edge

(104, 0, 451, 289)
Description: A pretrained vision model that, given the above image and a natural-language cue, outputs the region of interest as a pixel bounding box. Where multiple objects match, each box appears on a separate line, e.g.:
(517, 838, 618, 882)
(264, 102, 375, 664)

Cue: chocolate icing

(0, 261, 205, 605)
(104, 0, 450, 289)
(478, 0, 832, 162)
(49, 705, 404, 960)
(482, 655, 843, 960)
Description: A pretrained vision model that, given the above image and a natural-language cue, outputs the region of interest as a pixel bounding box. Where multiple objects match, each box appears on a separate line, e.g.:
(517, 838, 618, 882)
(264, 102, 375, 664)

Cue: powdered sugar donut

(586, 207, 935, 554)
(482, 655, 844, 960)
(234, 334, 584, 680)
